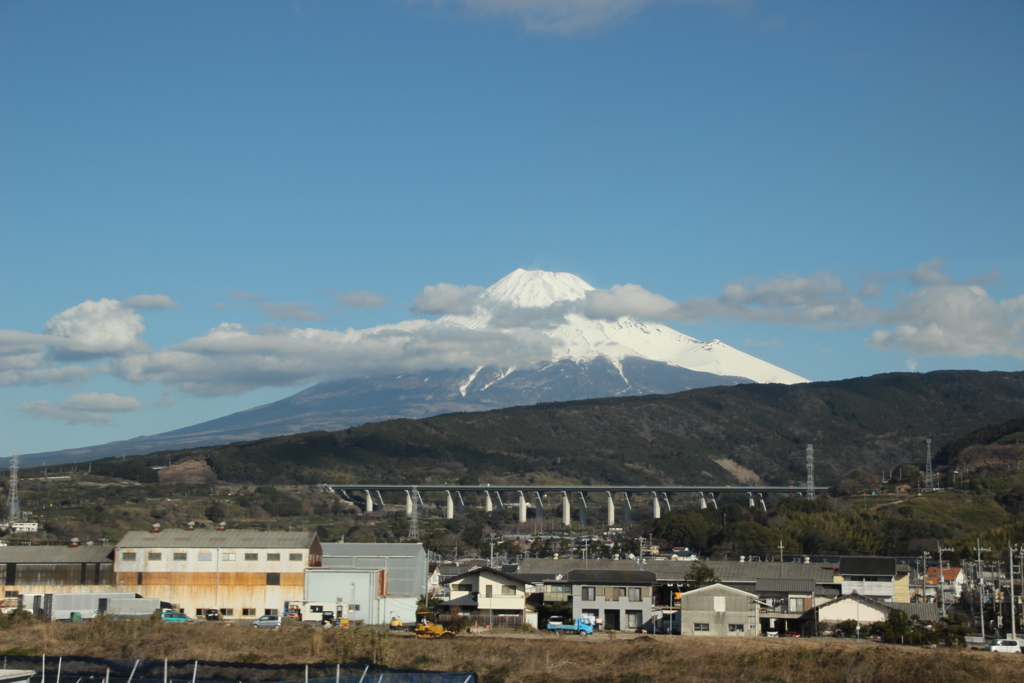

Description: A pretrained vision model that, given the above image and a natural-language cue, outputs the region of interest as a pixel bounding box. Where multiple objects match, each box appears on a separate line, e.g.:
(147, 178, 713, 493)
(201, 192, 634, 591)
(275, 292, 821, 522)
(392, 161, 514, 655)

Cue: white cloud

(43, 299, 147, 360)
(14, 392, 142, 426)
(411, 283, 485, 315)
(866, 285, 1024, 359)
(123, 294, 179, 309)
(337, 291, 389, 310)
(585, 283, 678, 320)
(111, 319, 551, 396)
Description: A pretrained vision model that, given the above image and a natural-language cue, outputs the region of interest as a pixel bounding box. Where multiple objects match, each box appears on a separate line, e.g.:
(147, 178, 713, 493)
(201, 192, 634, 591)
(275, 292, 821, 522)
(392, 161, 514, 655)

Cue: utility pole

(977, 539, 991, 641)
(1007, 544, 1015, 643)
(920, 551, 931, 603)
(937, 543, 954, 617)
(925, 438, 933, 490)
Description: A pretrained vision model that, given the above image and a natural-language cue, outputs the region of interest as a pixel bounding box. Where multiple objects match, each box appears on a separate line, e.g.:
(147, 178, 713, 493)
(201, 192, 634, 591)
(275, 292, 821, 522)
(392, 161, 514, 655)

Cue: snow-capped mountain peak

(482, 268, 593, 308)
(443, 269, 807, 386)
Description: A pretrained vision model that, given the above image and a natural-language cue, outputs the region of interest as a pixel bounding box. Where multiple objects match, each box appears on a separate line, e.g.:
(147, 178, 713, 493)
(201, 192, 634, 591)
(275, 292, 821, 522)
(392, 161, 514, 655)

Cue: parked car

(204, 610, 222, 621)
(987, 639, 1024, 653)
(160, 612, 192, 623)
(251, 614, 283, 629)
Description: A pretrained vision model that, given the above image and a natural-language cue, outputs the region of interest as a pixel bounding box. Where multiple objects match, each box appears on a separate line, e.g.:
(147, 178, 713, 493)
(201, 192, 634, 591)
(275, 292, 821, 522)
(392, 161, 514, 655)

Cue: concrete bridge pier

(495, 492, 505, 510)
(578, 492, 588, 526)
(699, 492, 707, 510)
(748, 492, 756, 508)
(484, 491, 493, 512)
(561, 491, 571, 527)
(758, 493, 767, 512)
(375, 491, 386, 509)
(518, 491, 527, 524)
(456, 491, 465, 516)
(652, 492, 661, 519)
(606, 491, 615, 526)
(405, 490, 413, 516)
(365, 490, 374, 513)
(623, 494, 632, 527)
(445, 491, 455, 519)
(661, 492, 671, 513)
(534, 492, 544, 521)
(708, 492, 718, 510)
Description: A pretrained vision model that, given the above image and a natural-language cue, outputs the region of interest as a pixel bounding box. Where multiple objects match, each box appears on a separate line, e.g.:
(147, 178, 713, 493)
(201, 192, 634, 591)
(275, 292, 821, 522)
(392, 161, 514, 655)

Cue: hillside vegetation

(81, 370, 1024, 488)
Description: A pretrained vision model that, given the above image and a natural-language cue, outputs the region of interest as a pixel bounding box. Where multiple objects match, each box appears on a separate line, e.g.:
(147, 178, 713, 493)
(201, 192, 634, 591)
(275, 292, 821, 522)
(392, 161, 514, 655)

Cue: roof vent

(68, 537, 80, 547)
(185, 521, 195, 530)
(85, 540, 94, 546)
(216, 521, 227, 530)
(151, 523, 161, 533)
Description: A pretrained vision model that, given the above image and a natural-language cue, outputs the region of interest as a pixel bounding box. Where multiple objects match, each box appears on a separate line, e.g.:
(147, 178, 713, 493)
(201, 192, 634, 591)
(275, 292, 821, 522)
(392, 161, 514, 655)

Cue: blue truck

(546, 616, 595, 636)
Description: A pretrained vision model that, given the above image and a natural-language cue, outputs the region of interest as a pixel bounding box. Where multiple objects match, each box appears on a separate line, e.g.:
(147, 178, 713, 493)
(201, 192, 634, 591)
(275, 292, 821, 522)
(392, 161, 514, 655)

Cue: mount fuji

(21, 269, 806, 465)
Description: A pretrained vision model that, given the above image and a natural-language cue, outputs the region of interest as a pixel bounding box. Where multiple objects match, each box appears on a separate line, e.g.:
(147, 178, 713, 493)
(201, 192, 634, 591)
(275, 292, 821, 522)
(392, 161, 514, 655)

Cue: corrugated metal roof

(565, 570, 657, 584)
(321, 542, 423, 557)
(885, 601, 940, 623)
(0, 545, 114, 563)
(515, 558, 837, 585)
(117, 529, 316, 549)
(839, 556, 896, 576)
(754, 578, 815, 594)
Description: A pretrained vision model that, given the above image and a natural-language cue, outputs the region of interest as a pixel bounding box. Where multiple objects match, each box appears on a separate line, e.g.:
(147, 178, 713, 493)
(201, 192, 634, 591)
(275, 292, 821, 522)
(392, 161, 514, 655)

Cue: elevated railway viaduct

(329, 484, 828, 527)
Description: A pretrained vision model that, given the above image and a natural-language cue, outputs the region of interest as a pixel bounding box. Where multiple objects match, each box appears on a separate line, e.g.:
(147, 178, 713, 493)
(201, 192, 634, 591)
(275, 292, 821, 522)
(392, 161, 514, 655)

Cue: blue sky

(2, 0, 1022, 456)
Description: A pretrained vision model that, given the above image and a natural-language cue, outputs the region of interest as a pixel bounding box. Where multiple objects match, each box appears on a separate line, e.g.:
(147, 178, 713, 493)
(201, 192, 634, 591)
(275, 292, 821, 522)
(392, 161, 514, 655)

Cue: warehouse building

(0, 543, 116, 614)
(114, 526, 321, 618)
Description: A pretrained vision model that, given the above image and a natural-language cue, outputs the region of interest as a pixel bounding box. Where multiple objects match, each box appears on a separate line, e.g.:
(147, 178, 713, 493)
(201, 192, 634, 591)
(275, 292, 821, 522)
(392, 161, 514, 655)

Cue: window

(121, 552, 136, 561)
(626, 611, 642, 630)
(694, 623, 710, 632)
(266, 572, 280, 586)
(289, 553, 302, 561)
(245, 553, 258, 561)
(147, 552, 162, 561)
(173, 552, 187, 561)
(264, 608, 279, 616)
(221, 608, 234, 616)
(267, 553, 281, 561)
(548, 584, 570, 594)
(242, 608, 256, 616)
(729, 624, 744, 633)
(454, 583, 474, 592)
(350, 604, 360, 612)
(501, 585, 516, 595)
(628, 587, 642, 602)
(582, 587, 596, 601)
(198, 552, 212, 562)
(223, 553, 236, 561)
(4, 591, 18, 598)
(485, 585, 493, 598)
(310, 605, 323, 613)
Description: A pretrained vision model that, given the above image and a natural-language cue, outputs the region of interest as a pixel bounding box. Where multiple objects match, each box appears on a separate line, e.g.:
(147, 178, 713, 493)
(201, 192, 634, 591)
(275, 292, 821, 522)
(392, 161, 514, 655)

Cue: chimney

(185, 521, 195, 531)
(68, 537, 80, 548)
(216, 520, 227, 531)
(150, 523, 161, 533)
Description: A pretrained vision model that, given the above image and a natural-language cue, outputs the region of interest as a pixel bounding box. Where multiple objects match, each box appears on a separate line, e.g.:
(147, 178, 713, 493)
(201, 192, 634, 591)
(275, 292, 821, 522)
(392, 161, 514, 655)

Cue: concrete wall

(818, 599, 887, 625)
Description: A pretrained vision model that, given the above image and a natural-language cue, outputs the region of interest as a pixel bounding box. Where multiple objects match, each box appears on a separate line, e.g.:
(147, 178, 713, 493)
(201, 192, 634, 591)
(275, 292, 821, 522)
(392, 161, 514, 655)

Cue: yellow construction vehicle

(414, 621, 455, 638)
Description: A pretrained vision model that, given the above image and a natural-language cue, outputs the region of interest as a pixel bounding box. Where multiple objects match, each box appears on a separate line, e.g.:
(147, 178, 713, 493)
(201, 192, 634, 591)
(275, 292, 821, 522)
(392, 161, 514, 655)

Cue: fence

(1, 656, 476, 683)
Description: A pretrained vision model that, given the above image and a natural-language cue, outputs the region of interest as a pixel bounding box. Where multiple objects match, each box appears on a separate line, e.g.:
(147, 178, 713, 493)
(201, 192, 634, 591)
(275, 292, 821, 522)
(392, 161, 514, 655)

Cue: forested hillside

(77, 370, 1024, 488)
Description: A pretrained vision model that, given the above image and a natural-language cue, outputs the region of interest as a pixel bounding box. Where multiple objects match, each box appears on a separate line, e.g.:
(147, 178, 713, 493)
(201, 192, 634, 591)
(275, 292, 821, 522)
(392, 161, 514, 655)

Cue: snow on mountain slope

(443, 268, 807, 385)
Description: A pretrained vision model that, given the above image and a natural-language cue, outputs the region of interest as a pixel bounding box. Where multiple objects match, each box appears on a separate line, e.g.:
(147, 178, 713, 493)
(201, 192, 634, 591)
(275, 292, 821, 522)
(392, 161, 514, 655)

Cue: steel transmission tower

(925, 438, 933, 490)
(805, 445, 815, 500)
(7, 453, 19, 523)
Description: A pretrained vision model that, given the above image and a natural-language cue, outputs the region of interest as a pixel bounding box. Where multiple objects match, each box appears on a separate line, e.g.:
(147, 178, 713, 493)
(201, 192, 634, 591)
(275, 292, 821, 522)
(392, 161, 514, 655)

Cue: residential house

(925, 566, 965, 602)
(441, 567, 529, 627)
(815, 593, 939, 630)
(838, 557, 898, 601)
(567, 569, 656, 632)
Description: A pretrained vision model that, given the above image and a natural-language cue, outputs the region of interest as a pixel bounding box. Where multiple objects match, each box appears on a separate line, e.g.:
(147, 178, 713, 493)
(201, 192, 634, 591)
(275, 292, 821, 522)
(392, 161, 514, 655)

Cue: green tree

(683, 562, 719, 590)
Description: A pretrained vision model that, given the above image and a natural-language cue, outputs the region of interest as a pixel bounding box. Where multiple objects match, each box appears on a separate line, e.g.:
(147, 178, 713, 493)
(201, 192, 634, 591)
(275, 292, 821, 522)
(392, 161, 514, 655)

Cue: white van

(987, 639, 1023, 653)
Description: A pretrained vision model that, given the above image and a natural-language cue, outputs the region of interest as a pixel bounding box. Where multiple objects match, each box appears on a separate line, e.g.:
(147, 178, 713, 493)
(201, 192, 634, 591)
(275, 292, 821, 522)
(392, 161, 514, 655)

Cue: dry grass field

(1, 620, 1022, 683)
